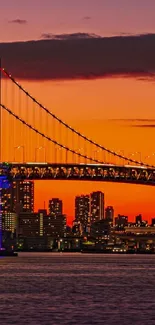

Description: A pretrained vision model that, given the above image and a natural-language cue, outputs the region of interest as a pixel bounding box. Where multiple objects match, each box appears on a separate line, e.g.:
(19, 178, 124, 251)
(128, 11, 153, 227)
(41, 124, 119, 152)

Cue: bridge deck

(0, 163, 155, 184)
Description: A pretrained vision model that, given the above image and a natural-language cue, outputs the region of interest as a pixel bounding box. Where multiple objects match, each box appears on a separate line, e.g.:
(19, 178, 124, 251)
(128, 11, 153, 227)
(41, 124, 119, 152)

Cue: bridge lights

(115, 150, 125, 165)
(35, 147, 46, 163)
(129, 152, 142, 164)
(135, 152, 142, 162)
(14, 146, 25, 162)
(145, 153, 155, 165)
(54, 147, 62, 164)
(76, 148, 84, 164)
(93, 149, 102, 162)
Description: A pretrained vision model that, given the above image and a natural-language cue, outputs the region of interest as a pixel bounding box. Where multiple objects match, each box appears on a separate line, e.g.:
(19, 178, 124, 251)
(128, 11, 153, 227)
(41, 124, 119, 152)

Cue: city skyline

(3, 180, 155, 240)
(2, 182, 154, 227)
(1, 1, 155, 223)
(1, 3, 155, 324)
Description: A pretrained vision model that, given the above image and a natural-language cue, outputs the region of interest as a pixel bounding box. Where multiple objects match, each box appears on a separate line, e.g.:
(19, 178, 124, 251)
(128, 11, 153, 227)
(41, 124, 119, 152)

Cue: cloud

(41, 32, 99, 40)
(9, 19, 27, 24)
(110, 119, 155, 122)
(83, 16, 91, 20)
(131, 124, 155, 128)
(1, 33, 155, 80)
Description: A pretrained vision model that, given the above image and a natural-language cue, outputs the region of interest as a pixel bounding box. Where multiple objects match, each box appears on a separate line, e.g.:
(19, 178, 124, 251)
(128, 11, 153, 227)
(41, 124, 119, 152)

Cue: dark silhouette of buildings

(19, 212, 41, 237)
(135, 214, 142, 225)
(115, 214, 128, 230)
(105, 206, 114, 222)
(91, 219, 111, 238)
(18, 209, 66, 238)
(151, 218, 155, 226)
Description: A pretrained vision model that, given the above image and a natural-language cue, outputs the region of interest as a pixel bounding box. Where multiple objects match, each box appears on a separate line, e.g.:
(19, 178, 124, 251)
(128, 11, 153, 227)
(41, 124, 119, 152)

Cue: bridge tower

(0, 58, 2, 249)
(0, 177, 11, 249)
(0, 59, 10, 250)
(0, 58, 1, 163)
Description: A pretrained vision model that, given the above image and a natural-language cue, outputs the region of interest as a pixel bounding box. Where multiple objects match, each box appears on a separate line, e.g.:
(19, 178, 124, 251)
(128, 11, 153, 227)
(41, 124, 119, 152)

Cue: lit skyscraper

(1, 187, 12, 231)
(3, 212, 17, 233)
(1, 181, 34, 236)
(12, 181, 34, 213)
(90, 191, 104, 224)
(75, 195, 90, 229)
(1, 187, 12, 215)
(0, 177, 11, 249)
(49, 198, 63, 216)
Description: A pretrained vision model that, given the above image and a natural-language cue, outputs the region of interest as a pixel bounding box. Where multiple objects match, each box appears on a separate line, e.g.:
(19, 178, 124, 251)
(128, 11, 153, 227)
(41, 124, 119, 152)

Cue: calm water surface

(0, 253, 155, 325)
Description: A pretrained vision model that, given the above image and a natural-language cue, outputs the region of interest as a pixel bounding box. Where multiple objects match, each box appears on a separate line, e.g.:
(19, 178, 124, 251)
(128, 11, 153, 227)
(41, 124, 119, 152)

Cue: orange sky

(1, 0, 155, 224)
(2, 76, 155, 225)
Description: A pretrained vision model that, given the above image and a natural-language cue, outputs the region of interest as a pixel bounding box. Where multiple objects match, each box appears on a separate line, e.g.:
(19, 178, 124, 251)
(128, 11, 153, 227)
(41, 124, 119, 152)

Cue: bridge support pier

(0, 176, 11, 250)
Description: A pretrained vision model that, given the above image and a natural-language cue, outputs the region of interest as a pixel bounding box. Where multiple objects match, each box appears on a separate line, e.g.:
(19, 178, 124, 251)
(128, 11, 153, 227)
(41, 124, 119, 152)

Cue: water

(0, 253, 155, 325)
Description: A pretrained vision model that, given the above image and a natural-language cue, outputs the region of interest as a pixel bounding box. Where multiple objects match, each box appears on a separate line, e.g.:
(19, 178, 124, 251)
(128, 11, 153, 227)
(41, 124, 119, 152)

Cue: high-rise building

(91, 219, 111, 238)
(2, 181, 34, 214)
(1, 181, 34, 235)
(19, 212, 41, 237)
(75, 195, 90, 229)
(12, 181, 34, 213)
(151, 218, 155, 226)
(1, 188, 12, 215)
(105, 206, 114, 221)
(90, 191, 104, 224)
(44, 214, 66, 238)
(38, 210, 47, 237)
(1, 187, 12, 231)
(2, 212, 17, 233)
(0, 177, 11, 249)
(49, 198, 63, 216)
(135, 214, 142, 226)
(115, 215, 128, 230)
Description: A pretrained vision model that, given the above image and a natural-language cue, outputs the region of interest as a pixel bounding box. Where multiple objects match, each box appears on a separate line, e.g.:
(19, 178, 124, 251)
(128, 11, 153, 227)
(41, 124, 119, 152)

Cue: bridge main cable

(0, 102, 104, 164)
(2, 68, 155, 168)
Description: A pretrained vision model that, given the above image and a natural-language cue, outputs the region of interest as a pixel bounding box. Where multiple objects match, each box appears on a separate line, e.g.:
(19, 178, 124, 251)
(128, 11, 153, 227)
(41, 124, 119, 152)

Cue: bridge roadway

(0, 162, 155, 185)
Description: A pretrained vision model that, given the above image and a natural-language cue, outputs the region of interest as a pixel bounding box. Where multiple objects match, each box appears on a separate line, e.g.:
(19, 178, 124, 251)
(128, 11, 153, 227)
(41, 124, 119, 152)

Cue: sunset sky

(1, 0, 155, 224)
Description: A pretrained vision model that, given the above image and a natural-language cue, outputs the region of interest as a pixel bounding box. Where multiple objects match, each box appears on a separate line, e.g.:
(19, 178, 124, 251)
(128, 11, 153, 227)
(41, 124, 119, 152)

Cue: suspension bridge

(0, 64, 155, 250)
(0, 66, 155, 185)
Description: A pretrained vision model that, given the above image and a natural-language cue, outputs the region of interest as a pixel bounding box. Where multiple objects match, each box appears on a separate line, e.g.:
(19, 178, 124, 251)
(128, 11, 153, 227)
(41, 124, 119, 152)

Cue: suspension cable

(0, 103, 105, 164)
(1, 68, 153, 168)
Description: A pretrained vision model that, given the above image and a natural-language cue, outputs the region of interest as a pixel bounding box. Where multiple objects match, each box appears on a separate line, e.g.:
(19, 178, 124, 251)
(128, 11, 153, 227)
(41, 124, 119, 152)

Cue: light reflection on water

(0, 253, 155, 325)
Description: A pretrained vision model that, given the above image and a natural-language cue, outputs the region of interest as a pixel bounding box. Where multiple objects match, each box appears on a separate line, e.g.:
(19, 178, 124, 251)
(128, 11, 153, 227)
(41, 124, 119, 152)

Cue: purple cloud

(9, 19, 27, 24)
(83, 16, 91, 20)
(0, 33, 155, 81)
